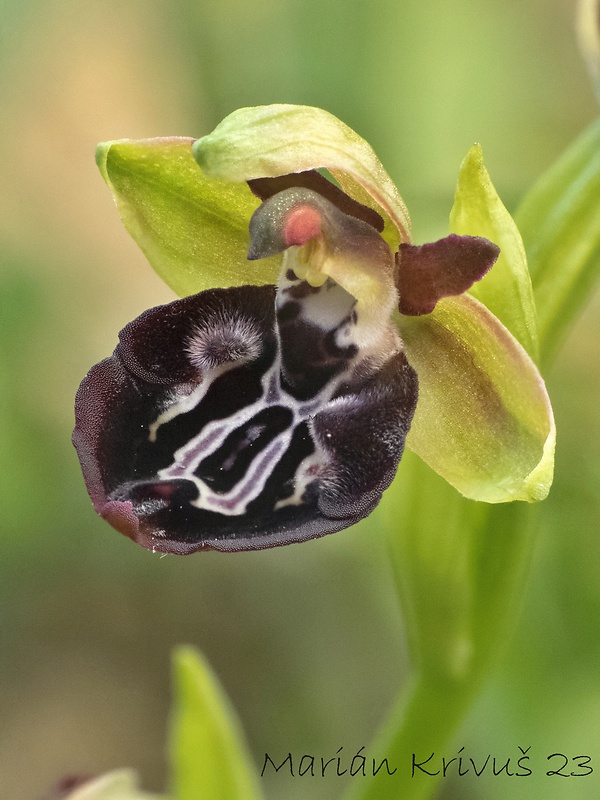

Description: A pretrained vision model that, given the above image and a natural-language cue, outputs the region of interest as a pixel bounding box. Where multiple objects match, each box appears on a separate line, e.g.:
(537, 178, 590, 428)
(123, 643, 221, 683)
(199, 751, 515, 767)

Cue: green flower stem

(346, 455, 537, 800)
(344, 673, 476, 800)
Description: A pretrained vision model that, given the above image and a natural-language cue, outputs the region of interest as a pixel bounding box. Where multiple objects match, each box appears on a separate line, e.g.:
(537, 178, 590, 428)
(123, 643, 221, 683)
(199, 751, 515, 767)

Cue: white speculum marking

(148, 262, 399, 518)
(155, 354, 330, 517)
(148, 313, 263, 443)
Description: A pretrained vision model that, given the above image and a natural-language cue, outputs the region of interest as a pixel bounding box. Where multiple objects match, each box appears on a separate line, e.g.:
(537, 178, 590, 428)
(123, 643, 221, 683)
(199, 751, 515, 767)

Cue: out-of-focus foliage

(1, 1, 599, 800)
(169, 648, 262, 800)
(516, 118, 600, 364)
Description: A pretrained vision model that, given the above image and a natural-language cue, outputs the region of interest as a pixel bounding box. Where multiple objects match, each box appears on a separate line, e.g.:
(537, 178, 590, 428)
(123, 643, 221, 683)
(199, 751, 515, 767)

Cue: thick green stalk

(345, 456, 535, 800)
(344, 674, 475, 800)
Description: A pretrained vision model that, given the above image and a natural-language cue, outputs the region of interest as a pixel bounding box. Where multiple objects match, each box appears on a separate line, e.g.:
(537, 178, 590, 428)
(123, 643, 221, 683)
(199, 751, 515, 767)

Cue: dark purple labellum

(73, 277, 418, 553)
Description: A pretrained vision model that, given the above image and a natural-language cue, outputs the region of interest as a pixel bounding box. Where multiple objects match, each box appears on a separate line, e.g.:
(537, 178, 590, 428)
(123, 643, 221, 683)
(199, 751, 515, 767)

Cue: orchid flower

(73, 105, 554, 553)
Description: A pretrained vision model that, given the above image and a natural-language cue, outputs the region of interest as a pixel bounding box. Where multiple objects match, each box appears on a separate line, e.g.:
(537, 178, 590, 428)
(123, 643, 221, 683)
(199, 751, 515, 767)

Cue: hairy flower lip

(73, 280, 418, 553)
(121, 511, 368, 554)
(90, 492, 374, 554)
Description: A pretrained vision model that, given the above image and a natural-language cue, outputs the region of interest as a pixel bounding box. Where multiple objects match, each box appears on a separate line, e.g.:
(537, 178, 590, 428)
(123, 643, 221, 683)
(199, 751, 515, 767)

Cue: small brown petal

(397, 233, 499, 316)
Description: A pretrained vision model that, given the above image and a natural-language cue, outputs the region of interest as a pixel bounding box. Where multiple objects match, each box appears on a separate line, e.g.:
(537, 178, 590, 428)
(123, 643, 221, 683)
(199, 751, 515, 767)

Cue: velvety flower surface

(74, 105, 555, 553)
(75, 181, 421, 552)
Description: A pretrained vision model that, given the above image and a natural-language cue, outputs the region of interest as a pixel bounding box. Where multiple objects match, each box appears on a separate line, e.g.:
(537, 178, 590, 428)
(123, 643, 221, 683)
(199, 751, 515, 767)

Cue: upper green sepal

(193, 104, 411, 250)
(96, 137, 281, 297)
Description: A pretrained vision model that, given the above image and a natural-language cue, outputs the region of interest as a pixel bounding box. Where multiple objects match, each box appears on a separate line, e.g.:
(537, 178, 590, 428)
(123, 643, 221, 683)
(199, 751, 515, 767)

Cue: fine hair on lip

(186, 311, 263, 371)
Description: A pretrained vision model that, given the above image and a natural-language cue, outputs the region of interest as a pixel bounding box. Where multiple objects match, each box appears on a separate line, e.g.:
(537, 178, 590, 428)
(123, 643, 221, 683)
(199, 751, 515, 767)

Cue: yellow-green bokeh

(0, 2, 599, 799)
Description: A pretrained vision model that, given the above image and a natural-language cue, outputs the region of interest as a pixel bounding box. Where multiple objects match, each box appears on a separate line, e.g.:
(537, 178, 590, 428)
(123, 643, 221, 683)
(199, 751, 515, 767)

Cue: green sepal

(450, 144, 539, 360)
(168, 647, 263, 800)
(516, 116, 600, 365)
(96, 138, 281, 297)
(399, 294, 555, 503)
(193, 104, 412, 250)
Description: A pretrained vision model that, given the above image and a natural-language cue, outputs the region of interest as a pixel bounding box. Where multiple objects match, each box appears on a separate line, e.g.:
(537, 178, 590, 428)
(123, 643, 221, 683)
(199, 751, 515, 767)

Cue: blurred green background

(1, 1, 599, 798)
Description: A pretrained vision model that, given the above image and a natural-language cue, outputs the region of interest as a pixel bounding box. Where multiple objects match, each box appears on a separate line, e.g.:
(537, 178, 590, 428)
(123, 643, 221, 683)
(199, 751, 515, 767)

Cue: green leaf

(169, 647, 263, 800)
(449, 144, 539, 359)
(515, 116, 600, 364)
(64, 770, 166, 800)
(399, 293, 555, 503)
(193, 104, 411, 250)
(96, 138, 281, 298)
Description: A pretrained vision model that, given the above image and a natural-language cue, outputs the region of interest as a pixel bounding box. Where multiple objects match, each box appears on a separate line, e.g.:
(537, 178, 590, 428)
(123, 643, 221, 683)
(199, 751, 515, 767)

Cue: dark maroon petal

(248, 170, 385, 232)
(397, 233, 500, 316)
(73, 284, 418, 553)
